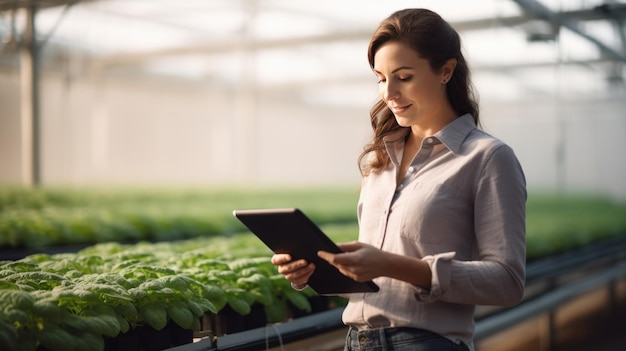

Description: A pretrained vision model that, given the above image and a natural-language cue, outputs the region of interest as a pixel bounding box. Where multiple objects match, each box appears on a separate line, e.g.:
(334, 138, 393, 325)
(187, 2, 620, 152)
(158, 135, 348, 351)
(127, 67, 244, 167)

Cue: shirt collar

(383, 113, 476, 155)
(435, 113, 476, 154)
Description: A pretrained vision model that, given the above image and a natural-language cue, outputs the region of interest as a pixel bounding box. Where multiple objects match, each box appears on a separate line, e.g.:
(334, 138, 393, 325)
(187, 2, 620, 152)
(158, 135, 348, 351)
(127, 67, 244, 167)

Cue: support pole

(20, 6, 40, 186)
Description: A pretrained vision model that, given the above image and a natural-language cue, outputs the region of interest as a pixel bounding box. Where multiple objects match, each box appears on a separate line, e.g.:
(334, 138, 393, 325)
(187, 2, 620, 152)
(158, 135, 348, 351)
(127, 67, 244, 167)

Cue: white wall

(0, 71, 370, 187)
(482, 98, 626, 200)
(1, 71, 625, 200)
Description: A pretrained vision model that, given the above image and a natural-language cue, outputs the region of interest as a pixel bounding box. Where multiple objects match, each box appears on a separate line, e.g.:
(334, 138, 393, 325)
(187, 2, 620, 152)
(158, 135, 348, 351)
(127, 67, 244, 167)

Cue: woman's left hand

(318, 241, 389, 282)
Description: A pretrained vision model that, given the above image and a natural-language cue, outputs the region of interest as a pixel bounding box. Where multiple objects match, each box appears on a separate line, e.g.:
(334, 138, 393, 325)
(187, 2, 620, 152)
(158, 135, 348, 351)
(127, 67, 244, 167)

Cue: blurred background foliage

(1, 186, 624, 262)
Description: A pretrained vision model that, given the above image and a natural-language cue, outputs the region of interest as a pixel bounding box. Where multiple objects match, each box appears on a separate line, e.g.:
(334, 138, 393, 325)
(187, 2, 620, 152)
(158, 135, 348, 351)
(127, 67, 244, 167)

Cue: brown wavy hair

(358, 8, 479, 176)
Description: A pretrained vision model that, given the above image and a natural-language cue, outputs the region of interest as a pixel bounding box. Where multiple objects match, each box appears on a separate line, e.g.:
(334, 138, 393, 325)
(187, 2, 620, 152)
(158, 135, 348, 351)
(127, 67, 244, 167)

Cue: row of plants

(0, 230, 356, 351)
(0, 186, 360, 249)
(525, 194, 626, 260)
(1, 215, 624, 350)
(2, 187, 625, 260)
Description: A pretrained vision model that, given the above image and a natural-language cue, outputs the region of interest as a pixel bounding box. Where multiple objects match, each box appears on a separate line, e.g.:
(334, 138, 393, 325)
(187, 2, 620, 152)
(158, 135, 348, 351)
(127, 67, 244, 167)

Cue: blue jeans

(344, 327, 470, 351)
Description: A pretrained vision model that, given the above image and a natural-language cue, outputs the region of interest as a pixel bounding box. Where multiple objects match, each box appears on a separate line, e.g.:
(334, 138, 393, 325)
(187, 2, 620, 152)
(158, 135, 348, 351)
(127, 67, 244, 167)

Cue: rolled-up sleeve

(415, 251, 455, 302)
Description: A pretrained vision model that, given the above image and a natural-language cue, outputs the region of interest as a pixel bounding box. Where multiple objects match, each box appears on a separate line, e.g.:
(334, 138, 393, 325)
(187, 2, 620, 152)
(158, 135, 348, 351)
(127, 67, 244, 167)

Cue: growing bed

(1, 187, 625, 350)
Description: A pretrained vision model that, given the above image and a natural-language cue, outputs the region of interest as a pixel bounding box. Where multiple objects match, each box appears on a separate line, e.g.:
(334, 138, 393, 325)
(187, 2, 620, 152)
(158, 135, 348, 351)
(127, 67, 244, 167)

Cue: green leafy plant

(0, 233, 331, 351)
(0, 186, 359, 248)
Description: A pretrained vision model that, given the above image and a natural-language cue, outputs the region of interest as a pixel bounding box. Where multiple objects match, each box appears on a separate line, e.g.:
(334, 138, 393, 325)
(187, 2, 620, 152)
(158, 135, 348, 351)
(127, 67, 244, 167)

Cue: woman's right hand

(271, 254, 315, 289)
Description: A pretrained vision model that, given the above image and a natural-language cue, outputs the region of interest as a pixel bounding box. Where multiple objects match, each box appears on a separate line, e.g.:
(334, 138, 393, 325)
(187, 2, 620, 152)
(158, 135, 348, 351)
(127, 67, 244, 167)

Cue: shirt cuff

(415, 251, 455, 302)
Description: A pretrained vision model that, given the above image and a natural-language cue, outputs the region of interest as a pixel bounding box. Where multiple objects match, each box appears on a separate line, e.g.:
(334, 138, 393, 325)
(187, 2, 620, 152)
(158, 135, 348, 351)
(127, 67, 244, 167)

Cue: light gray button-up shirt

(342, 114, 527, 350)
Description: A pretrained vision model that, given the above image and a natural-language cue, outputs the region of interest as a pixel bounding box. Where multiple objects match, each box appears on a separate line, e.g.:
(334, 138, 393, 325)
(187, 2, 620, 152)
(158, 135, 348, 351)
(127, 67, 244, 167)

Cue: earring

(442, 77, 449, 84)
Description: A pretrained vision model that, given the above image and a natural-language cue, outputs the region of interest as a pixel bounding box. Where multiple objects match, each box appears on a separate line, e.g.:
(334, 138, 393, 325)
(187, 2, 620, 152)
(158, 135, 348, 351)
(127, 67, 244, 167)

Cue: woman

(271, 8, 526, 351)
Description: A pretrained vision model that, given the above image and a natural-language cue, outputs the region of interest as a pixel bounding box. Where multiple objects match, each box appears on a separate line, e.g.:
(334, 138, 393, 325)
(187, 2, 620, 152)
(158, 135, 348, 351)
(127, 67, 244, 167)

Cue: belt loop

(345, 327, 352, 351)
(378, 328, 389, 350)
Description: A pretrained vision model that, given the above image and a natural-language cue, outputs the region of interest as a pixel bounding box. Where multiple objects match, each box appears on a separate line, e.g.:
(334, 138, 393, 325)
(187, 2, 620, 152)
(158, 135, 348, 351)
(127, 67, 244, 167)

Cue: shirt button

(426, 137, 433, 144)
(408, 166, 415, 173)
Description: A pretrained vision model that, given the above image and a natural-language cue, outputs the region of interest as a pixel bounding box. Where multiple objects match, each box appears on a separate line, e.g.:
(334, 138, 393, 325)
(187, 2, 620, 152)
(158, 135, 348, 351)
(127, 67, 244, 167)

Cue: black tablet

(232, 208, 379, 295)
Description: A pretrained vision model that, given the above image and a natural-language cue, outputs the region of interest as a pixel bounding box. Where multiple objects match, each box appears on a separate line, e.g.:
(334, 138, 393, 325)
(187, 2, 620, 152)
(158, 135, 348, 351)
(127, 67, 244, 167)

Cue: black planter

(203, 304, 268, 336)
(103, 321, 193, 351)
(104, 328, 139, 351)
(290, 296, 330, 319)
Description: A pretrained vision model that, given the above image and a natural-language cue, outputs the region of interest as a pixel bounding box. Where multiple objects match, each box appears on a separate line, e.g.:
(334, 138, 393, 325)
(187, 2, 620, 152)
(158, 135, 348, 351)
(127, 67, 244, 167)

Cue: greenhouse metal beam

(19, 5, 40, 186)
(7, 0, 86, 186)
(89, 30, 372, 69)
(89, 5, 626, 70)
(0, 0, 91, 11)
(512, 0, 626, 63)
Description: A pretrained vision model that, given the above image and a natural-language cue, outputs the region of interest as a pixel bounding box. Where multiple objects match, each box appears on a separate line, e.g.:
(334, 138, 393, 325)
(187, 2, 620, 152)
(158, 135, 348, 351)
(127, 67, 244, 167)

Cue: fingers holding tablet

(271, 253, 315, 287)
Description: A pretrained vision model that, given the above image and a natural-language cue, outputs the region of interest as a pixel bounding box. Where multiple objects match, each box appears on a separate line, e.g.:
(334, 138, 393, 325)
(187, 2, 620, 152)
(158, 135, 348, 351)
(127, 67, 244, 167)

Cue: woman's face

(373, 41, 451, 129)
